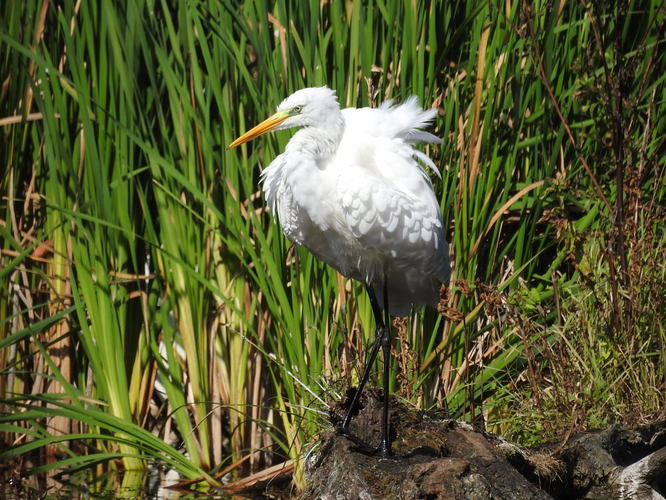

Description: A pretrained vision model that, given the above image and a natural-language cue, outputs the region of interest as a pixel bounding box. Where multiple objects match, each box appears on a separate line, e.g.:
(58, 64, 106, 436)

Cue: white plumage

(230, 86, 450, 316)
(229, 86, 450, 454)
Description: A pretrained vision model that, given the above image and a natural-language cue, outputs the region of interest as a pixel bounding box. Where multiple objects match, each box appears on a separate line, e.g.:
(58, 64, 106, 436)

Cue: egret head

(228, 86, 340, 148)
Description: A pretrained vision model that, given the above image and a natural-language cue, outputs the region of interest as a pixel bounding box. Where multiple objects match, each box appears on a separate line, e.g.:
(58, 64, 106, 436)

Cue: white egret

(229, 86, 450, 455)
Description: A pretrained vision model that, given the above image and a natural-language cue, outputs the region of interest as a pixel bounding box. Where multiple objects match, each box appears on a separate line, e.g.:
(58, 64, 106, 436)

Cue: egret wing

(336, 137, 447, 279)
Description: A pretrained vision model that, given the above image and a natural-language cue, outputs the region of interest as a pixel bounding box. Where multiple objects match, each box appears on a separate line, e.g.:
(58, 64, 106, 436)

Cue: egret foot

(337, 386, 394, 457)
(337, 425, 393, 457)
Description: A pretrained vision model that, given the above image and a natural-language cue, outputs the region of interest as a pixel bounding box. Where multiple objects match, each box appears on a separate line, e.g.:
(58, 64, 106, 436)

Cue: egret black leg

(379, 277, 391, 455)
(341, 285, 384, 431)
(340, 279, 392, 456)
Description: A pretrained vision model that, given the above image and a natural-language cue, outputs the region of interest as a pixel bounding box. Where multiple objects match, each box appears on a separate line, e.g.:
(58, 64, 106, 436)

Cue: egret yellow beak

(228, 110, 291, 149)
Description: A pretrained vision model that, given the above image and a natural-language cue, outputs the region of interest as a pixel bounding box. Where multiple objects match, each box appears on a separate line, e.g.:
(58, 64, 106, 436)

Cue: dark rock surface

(300, 389, 666, 499)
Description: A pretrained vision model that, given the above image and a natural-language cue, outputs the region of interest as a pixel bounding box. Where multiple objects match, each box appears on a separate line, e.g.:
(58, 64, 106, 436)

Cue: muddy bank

(300, 389, 665, 499)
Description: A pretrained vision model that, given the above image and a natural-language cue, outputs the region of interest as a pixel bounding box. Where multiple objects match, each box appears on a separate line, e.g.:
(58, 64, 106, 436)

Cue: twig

(522, 1, 612, 214)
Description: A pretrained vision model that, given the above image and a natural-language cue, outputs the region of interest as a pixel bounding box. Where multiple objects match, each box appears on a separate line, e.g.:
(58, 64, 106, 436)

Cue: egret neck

(284, 107, 345, 159)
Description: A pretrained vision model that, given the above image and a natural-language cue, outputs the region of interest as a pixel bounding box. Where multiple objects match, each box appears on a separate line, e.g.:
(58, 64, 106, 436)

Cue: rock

(300, 389, 666, 500)
(540, 422, 666, 499)
(301, 389, 551, 499)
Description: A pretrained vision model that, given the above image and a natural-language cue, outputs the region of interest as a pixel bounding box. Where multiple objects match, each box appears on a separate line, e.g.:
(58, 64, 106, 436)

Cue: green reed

(0, 0, 664, 491)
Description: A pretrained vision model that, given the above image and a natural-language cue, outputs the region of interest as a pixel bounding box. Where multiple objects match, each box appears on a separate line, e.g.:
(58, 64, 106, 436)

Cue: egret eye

(293, 105, 303, 113)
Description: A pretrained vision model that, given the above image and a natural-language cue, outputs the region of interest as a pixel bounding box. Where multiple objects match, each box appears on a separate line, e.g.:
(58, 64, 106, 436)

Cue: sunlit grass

(0, 0, 664, 493)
